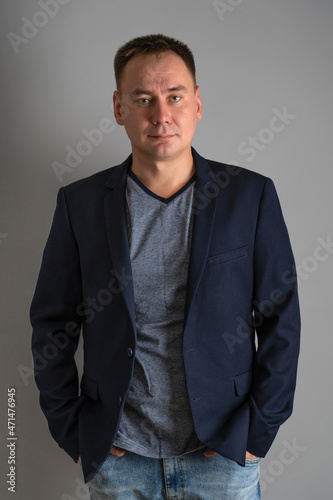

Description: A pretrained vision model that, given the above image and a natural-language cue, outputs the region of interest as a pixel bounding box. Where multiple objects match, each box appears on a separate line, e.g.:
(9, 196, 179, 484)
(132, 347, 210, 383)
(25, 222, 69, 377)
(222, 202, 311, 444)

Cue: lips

(148, 134, 175, 139)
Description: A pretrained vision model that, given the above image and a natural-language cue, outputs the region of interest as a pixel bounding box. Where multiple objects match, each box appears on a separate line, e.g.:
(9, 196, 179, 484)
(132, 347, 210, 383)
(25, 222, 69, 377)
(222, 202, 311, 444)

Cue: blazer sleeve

(247, 178, 301, 457)
(30, 188, 85, 462)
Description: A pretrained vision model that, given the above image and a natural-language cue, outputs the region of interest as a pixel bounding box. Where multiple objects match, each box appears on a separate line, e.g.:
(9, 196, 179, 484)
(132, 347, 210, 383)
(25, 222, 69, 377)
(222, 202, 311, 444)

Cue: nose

(151, 98, 171, 125)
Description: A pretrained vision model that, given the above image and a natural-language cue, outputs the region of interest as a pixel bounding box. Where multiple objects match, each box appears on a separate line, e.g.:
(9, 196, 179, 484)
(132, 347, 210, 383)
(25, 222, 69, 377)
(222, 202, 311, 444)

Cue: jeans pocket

(245, 458, 261, 467)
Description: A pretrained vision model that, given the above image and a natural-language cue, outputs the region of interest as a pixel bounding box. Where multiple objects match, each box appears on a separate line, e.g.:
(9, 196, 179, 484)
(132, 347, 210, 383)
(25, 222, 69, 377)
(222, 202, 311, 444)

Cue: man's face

(113, 51, 202, 163)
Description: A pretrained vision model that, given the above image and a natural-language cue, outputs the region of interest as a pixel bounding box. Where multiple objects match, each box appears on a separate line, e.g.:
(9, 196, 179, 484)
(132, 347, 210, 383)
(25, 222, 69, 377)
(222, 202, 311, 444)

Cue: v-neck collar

(127, 169, 196, 205)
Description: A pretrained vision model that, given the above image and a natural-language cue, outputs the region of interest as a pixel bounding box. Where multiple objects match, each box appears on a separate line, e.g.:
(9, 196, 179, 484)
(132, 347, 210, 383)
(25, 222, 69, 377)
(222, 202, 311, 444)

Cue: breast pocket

(206, 245, 248, 268)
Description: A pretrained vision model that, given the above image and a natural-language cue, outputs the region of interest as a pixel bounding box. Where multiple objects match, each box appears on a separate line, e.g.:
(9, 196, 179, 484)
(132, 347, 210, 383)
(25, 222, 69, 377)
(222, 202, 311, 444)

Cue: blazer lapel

(184, 149, 218, 325)
(104, 154, 137, 332)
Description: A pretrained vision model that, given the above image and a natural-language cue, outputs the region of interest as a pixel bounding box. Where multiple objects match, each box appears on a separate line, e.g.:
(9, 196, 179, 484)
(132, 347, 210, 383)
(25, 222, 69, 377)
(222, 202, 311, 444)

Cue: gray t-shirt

(113, 169, 203, 458)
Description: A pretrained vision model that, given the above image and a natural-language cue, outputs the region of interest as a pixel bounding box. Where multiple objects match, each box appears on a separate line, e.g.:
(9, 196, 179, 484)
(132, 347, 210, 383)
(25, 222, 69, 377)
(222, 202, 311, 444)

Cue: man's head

(114, 34, 196, 93)
(113, 34, 202, 165)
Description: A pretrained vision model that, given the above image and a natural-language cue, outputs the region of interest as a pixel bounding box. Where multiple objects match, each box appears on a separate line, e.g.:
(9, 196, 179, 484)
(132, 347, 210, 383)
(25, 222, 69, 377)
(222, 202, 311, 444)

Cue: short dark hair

(114, 34, 196, 91)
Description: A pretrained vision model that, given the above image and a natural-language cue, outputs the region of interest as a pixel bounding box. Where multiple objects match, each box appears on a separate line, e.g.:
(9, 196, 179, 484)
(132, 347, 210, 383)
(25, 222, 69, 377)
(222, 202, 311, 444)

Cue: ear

(195, 85, 203, 122)
(113, 91, 125, 126)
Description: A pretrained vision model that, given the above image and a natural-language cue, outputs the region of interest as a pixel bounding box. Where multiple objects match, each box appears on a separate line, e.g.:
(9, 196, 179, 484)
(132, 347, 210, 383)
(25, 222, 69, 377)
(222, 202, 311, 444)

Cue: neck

(130, 148, 195, 199)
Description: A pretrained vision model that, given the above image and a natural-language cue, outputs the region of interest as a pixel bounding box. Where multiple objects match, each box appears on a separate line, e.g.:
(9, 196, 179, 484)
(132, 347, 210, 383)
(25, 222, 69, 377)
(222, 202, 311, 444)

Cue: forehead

(120, 51, 193, 92)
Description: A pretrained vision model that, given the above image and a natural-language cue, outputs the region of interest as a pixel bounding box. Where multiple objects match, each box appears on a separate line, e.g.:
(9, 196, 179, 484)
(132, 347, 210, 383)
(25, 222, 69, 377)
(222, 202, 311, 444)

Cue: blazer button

(127, 348, 134, 357)
(118, 396, 123, 405)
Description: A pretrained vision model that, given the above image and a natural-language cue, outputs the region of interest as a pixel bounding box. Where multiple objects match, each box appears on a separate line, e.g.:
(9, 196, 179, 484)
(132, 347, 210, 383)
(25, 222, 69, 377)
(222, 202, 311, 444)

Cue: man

(30, 34, 300, 499)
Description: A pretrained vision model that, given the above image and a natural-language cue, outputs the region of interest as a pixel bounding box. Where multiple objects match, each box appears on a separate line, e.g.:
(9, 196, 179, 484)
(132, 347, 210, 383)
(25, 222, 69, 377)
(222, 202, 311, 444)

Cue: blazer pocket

(80, 374, 99, 400)
(234, 370, 253, 397)
(207, 246, 248, 268)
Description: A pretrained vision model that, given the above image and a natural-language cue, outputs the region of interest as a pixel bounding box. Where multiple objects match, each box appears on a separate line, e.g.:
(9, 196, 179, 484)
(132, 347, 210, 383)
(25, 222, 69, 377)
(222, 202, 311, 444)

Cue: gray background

(1, 0, 332, 498)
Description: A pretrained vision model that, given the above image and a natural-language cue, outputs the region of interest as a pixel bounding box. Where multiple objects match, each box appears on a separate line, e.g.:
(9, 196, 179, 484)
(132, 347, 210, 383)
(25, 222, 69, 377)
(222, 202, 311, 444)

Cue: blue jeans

(88, 449, 261, 499)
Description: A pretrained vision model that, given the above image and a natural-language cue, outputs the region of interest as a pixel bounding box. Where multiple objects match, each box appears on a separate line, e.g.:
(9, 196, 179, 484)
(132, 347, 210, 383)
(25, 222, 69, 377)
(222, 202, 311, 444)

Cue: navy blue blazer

(30, 148, 300, 482)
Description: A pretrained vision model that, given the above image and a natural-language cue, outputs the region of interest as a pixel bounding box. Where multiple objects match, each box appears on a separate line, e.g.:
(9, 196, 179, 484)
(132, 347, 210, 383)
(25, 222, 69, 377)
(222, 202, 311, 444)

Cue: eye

(170, 95, 181, 102)
(137, 98, 151, 104)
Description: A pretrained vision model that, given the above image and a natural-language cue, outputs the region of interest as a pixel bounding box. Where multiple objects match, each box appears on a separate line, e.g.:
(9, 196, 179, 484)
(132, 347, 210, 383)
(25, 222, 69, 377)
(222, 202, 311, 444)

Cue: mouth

(148, 134, 175, 141)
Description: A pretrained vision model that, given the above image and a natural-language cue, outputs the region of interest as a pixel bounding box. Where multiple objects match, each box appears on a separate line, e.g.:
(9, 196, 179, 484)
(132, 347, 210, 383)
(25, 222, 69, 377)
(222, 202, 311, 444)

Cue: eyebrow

(129, 85, 188, 97)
